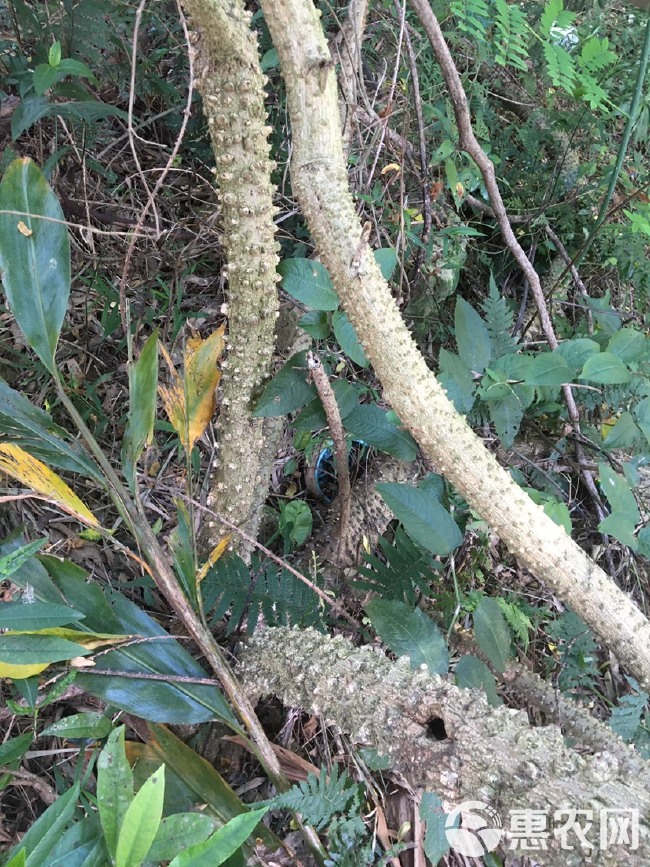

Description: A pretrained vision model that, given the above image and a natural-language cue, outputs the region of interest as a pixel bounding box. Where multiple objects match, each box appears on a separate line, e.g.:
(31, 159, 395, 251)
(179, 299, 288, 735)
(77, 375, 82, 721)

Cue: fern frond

(539, 0, 575, 39)
(450, 0, 490, 43)
(202, 553, 323, 634)
(266, 765, 362, 831)
(481, 277, 518, 360)
(493, 0, 529, 72)
(543, 41, 577, 93)
(353, 526, 441, 603)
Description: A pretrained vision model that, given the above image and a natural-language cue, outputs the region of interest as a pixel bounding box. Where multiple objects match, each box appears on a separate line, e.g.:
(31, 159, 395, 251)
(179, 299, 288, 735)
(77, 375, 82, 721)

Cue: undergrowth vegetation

(0, 0, 649, 864)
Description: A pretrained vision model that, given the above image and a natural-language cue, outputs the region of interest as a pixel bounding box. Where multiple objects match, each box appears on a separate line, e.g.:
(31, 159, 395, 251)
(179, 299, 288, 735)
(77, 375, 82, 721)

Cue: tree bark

(240, 627, 650, 867)
(259, 0, 650, 691)
(182, 0, 279, 555)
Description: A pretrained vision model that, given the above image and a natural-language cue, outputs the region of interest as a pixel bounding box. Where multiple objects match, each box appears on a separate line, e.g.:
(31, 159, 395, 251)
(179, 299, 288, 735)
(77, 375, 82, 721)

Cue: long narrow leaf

(0, 158, 70, 373)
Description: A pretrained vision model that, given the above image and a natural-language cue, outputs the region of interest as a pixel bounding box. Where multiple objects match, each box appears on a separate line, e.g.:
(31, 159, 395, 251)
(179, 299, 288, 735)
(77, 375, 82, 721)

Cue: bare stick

(307, 351, 351, 568)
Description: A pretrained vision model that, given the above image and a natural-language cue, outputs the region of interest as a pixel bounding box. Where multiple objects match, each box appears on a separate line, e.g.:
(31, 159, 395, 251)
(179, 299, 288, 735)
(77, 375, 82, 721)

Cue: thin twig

(307, 351, 351, 570)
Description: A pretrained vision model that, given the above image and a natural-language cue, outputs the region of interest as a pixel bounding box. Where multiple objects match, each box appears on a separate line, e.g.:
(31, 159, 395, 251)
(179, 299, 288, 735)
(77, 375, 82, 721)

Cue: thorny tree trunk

(182, 0, 279, 554)
(240, 628, 650, 867)
(259, 0, 650, 691)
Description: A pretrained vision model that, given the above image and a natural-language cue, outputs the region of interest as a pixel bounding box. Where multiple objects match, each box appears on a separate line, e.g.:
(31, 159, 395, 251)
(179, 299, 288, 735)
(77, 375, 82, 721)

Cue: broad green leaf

(159, 326, 225, 452)
(0, 158, 70, 373)
(420, 791, 451, 865)
(607, 327, 646, 363)
(0, 601, 84, 631)
(635, 397, 650, 447)
(277, 259, 339, 310)
(438, 349, 476, 414)
(41, 712, 112, 740)
(598, 463, 640, 518)
(252, 351, 316, 418)
(115, 765, 165, 867)
(525, 352, 571, 386)
(344, 405, 417, 460)
(280, 500, 312, 546)
(11, 99, 129, 140)
(455, 297, 491, 374)
(377, 482, 462, 555)
(146, 814, 216, 863)
(168, 808, 268, 867)
(0, 377, 101, 481)
(603, 412, 641, 449)
(7, 782, 80, 867)
(298, 309, 330, 339)
(332, 310, 369, 367)
(543, 500, 572, 535)
(293, 379, 359, 431)
(365, 599, 449, 675)
(374, 247, 398, 280)
(599, 512, 638, 549)
(98, 727, 134, 860)
(124, 330, 158, 467)
(487, 392, 524, 447)
(454, 655, 502, 706)
(0, 732, 33, 766)
(473, 598, 512, 673)
(0, 443, 99, 526)
(554, 337, 600, 374)
(637, 527, 650, 559)
(0, 633, 91, 665)
(579, 352, 630, 384)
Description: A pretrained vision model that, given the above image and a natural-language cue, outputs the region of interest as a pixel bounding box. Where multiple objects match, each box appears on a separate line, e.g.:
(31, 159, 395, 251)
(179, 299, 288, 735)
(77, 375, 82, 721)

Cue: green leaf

(124, 330, 158, 467)
(437, 349, 476, 414)
(344, 405, 417, 460)
(168, 809, 268, 867)
(607, 327, 646, 363)
(7, 782, 80, 867)
(33, 65, 61, 96)
(332, 311, 369, 367)
(603, 412, 641, 449)
(49, 41, 62, 67)
(487, 392, 524, 447)
(0, 732, 33, 766)
(146, 814, 216, 863)
(365, 599, 449, 675)
(454, 654, 502, 706)
(0, 377, 101, 481)
(554, 338, 600, 375)
(598, 463, 640, 518)
(455, 297, 491, 374)
(376, 482, 462, 556)
(634, 397, 650, 447)
(525, 352, 571, 386)
(41, 712, 112, 740)
(0, 633, 90, 665)
(298, 310, 330, 339)
(543, 499, 572, 535)
(599, 512, 638, 549)
(277, 259, 339, 310)
(473, 597, 512, 673)
(0, 601, 84, 631)
(420, 791, 450, 865)
(579, 352, 631, 384)
(252, 351, 316, 418)
(374, 247, 398, 280)
(98, 727, 134, 861)
(293, 380, 360, 431)
(0, 538, 46, 580)
(0, 158, 70, 373)
(115, 765, 165, 867)
(280, 500, 312, 547)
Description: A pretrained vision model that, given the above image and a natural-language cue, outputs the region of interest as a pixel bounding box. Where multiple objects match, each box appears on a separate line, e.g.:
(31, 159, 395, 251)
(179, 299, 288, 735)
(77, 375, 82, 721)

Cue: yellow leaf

(0, 660, 48, 679)
(197, 534, 232, 583)
(159, 325, 225, 452)
(0, 444, 99, 527)
(70, 656, 96, 668)
(17, 220, 33, 237)
(380, 162, 401, 178)
(9, 627, 130, 650)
